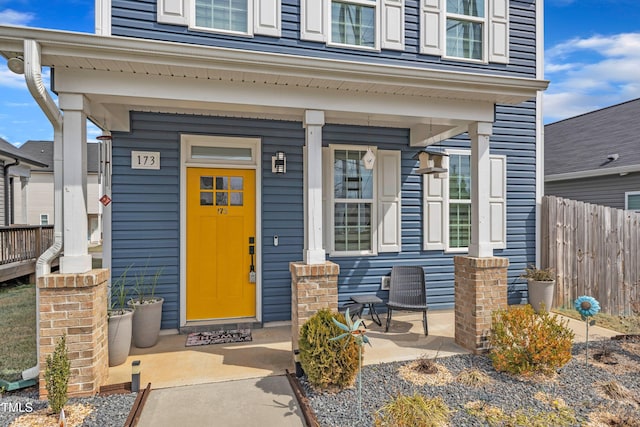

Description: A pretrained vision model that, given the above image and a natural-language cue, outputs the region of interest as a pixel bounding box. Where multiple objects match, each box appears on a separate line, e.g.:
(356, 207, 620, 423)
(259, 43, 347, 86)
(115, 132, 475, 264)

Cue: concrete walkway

(136, 376, 304, 427)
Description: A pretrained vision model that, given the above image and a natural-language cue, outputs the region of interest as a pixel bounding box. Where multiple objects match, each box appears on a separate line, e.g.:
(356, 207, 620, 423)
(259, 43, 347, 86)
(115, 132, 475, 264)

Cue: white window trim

(327, 0, 381, 51)
(40, 213, 49, 226)
(189, 0, 255, 37)
(625, 191, 640, 213)
(442, 2, 489, 63)
(328, 144, 378, 257)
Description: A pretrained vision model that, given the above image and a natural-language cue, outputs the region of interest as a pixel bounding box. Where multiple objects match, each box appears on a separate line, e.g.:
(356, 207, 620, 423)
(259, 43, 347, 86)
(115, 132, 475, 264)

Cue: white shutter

(157, 0, 188, 26)
(423, 158, 447, 250)
(322, 147, 331, 252)
(489, 154, 507, 249)
(301, 0, 327, 42)
(254, 0, 281, 37)
(381, 0, 405, 51)
(377, 150, 401, 253)
(420, 0, 442, 56)
(489, 0, 509, 63)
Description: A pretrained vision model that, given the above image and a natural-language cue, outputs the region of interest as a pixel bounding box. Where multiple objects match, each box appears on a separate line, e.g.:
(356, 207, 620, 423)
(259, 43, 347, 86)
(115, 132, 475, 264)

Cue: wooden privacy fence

(541, 196, 640, 315)
(0, 225, 54, 265)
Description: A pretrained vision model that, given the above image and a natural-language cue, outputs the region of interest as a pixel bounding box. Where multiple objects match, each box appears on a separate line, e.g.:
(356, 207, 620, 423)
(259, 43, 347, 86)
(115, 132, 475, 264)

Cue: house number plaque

(131, 151, 160, 170)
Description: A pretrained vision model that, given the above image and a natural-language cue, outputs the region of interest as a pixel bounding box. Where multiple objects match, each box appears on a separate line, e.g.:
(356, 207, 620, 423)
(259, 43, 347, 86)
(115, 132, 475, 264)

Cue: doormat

(185, 329, 252, 347)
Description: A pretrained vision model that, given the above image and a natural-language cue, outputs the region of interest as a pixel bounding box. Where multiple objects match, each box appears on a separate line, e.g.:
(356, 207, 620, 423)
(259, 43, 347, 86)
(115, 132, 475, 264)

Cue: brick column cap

(453, 256, 509, 268)
(38, 268, 110, 289)
(289, 261, 340, 277)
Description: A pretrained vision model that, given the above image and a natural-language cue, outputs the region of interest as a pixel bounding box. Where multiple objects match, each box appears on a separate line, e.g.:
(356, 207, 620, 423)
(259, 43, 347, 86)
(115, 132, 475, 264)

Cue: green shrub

(489, 305, 574, 376)
(298, 308, 360, 390)
(374, 394, 450, 427)
(44, 335, 71, 414)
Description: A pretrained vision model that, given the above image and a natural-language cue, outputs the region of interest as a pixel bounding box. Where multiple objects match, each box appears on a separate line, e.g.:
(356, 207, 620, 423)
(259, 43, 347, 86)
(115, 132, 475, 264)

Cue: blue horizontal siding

(111, 0, 537, 78)
(111, 101, 537, 326)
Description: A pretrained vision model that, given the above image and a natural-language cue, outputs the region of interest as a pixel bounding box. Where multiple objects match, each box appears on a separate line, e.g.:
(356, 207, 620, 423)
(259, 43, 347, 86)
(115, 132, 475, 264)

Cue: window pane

(191, 146, 252, 161)
(449, 154, 471, 200)
(446, 19, 483, 60)
(447, 0, 484, 17)
(230, 192, 243, 206)
(628, 194, 640, 211)
(334, 149, 373, 199)
(230, 176, 243, 190)
(331, 1, 375, 47)
(200, 176, 213, 190)
(334, 202, 371, 251)
(216, 177, 228, 190)
(216, 192, 228, 205)
(195, 0, 248, 32)
(200, 192, 213, 206)
(450, 203, 471, 248)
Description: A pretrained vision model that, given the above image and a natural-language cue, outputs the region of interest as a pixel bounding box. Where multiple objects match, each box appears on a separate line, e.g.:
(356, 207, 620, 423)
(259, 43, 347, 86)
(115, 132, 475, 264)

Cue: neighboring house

(0, 138, 48, 226)
(15, 140, 102, 243)
(1, 0, 548, 331)
(545, 98, 640, 212)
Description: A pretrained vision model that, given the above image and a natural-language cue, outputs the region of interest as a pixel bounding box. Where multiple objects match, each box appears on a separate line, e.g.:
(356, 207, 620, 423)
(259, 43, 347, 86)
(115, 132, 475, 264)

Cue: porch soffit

(0, 26, 548, 135)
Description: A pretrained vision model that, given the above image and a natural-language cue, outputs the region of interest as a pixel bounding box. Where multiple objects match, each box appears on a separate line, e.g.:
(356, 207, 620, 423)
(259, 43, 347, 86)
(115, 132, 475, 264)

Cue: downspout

(3, 159, 19, 226)
(21, 39, 64, 381)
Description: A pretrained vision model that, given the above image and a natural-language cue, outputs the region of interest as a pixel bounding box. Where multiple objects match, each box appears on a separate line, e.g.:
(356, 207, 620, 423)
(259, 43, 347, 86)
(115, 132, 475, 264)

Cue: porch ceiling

(1, 26, 548, 135)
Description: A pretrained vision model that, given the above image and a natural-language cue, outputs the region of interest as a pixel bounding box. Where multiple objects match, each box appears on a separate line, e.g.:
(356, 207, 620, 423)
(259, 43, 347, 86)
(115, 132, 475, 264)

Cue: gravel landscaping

(0, 388, 136, 427)
(300, 339, 640, 426)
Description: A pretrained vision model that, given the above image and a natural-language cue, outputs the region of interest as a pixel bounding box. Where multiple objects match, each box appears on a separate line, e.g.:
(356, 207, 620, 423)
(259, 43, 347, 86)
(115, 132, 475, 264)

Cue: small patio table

(350, 295, 383, 326)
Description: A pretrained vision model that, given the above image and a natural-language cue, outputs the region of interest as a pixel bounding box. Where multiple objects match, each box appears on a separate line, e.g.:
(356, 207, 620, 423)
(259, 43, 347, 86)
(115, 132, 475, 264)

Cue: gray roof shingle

(545, 98, 640, 176)
(20, 140, 99, 173)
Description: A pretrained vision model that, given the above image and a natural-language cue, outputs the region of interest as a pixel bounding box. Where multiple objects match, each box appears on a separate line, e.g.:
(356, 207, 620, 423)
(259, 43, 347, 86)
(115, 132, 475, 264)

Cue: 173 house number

(131, 151, 160, 170)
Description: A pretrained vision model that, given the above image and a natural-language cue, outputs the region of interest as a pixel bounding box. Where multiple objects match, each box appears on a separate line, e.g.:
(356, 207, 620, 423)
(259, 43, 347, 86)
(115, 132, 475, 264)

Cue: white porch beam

(59, 93, 92, 273)
(303, 110, 326, 265)
(468, 122, 493, 258)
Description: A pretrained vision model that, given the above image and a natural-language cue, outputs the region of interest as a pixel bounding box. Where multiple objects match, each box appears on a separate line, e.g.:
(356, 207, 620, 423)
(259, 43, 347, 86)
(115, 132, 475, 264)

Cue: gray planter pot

(527, 279, 555, 313)
(108, 309, 133, 367)
(128, 298, 164, 348)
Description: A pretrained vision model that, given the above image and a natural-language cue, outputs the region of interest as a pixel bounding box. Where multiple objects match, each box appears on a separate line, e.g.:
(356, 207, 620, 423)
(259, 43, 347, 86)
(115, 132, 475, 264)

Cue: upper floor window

(446, 0, 485, 61)
(331, 0, 377, 48)
(40, 214, 49, 226)
(195, 0, 248, 33)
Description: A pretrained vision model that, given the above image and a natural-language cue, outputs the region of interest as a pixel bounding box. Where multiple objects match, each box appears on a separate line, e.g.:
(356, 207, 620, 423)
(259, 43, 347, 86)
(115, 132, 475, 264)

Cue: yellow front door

(187, 168, 256, 320)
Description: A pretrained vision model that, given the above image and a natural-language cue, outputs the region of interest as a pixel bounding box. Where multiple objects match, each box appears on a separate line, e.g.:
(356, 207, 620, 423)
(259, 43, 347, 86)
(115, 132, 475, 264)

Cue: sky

(0, 0, 639, 146)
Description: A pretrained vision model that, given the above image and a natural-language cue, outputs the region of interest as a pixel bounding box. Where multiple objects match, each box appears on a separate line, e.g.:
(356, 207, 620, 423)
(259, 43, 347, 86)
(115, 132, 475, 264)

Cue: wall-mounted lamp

(362, 147, 376, 170)
(131, 360, 141, 392)
(7, 56, 24, 75)
(413, 150, 448, 178)
(96, 130, 112, 141)
(272, 151, 286, 174)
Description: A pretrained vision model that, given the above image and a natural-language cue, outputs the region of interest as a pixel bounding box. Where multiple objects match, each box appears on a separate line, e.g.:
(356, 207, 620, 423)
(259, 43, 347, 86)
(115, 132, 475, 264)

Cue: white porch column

(303, 110, 326, 265)
(468, 122, 493, 258)
(59, 93, 92, 273)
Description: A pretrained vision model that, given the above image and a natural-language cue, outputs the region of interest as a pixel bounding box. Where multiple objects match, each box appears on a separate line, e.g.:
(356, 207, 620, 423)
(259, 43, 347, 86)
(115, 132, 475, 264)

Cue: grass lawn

(0, 283, 37, 382)
(554, 306, 640, 335)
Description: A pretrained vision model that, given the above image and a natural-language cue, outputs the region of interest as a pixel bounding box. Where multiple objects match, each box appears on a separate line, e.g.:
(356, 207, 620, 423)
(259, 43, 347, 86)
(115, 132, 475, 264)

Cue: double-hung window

(330, 0, 377, 48)
(332, 148, 375, 253)
(446, 0, 485, 61)
(194, 0, 249, 33)
(423, 149, 506, 252)
(448, 153, 471, 248)
(324, 146, 402, 256)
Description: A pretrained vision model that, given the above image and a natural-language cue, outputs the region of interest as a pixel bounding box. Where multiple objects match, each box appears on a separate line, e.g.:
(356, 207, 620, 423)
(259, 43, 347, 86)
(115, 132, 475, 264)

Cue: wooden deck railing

(0, 225, 55, 265)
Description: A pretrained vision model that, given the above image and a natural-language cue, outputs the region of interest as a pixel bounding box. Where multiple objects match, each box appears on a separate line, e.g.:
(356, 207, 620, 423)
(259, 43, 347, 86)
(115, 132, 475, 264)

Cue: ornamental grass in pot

(127, 264, 164, 348)
(521, 265, 556, 313)
(108, 266, 133, 366)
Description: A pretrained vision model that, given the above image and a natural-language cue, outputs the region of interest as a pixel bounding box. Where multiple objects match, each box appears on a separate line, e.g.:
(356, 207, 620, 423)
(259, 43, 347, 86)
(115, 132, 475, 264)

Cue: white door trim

(180, 135, 262, 326)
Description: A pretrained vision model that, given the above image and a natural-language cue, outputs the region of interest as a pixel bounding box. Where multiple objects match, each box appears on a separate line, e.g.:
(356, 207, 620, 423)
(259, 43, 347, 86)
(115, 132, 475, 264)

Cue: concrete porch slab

(106, 309, 619, 390)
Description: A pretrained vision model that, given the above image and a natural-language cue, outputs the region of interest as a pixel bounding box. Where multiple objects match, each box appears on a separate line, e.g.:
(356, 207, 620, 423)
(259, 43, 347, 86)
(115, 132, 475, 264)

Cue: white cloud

(0, 66, 26, 88)
(0, 9, 34, 26)
(544, 33, 640, 123)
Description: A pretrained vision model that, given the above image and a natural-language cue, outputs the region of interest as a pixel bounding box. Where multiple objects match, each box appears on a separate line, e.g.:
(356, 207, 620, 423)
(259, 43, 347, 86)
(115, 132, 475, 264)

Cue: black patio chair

(385, 266, 428, 336)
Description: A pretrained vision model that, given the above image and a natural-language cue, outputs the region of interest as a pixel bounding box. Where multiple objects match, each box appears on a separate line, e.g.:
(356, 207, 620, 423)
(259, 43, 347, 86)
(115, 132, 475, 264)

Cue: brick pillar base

(38, 269, 109, 399)
(454, 256, 508, 354)
(290, 261, 339, 351)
